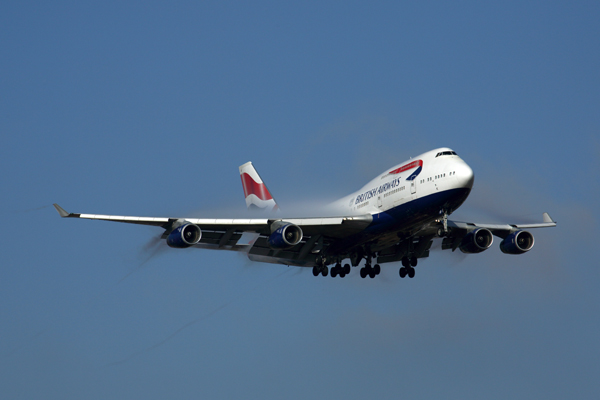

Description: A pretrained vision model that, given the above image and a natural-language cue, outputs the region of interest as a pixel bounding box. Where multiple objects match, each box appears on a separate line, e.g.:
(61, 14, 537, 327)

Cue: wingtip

(53, 203, 70, 218)
(542, 212, 555, 224)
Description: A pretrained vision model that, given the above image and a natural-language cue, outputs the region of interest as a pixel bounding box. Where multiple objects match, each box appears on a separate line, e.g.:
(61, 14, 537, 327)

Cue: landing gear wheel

(321, 266, 328, 277)
(408, 267, 415, 278)
(410, 256, 418, 267)
(402, 257, 410, 268)
(374, 264, 381, 275)
(369, 268, 376, 278)
(344, 263, 351, 275)
(360, 268, 367, 278)
(399, 267, 407, 278)
(331, 266, 338, 278)
(312, 266, 319, 276)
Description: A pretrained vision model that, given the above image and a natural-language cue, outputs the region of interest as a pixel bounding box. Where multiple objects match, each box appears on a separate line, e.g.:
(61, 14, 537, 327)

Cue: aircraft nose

(456, 162, 474, 189)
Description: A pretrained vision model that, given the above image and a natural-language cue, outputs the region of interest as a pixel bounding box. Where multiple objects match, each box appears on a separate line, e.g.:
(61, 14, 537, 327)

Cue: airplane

(53, 147, 556, 279)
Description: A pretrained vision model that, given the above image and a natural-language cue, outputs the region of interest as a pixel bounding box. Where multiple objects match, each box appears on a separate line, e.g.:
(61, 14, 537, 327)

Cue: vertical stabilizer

(239, 162, 279, 212)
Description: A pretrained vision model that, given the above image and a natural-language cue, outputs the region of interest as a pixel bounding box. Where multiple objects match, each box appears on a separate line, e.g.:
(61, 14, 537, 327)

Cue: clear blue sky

(1, 1, 599, 398)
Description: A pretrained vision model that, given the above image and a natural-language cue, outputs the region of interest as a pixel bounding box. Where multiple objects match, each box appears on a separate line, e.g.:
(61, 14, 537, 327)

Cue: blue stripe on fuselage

(366, 187, 470, 234)
(329, 188, 471, 254)
(328, 187, 471, 254)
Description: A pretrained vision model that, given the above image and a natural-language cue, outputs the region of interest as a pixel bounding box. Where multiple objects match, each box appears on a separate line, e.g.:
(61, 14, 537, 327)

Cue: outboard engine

(459, 228, 493, 254)
(500, 230, 534, 254)
(167, 223, 202, 248)
(268, 222, 303, 249)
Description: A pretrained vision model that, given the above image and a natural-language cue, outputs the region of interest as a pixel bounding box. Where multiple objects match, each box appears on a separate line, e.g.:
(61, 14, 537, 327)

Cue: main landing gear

(312, 253, 418, 279)
(312, 265, 328, 277)
(359, 258, 381, 279)
(399, 256, 417, 278)
(331, 263, 351, 278)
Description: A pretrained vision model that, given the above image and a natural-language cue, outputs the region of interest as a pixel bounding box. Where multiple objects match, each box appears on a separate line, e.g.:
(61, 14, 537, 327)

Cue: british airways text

(355, 178, 402, 204)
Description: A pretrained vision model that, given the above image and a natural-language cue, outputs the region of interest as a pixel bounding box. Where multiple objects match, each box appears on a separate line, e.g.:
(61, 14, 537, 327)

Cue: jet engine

(500, 230, 534, 254)
(459, 228, 493, 254)
(268, 223, 303, 249)
(167, 223, 202, 248)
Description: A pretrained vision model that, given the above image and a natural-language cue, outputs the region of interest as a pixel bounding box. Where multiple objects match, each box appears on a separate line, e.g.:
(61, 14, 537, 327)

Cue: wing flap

(285, 215, 372, 237)
(376, 235, 434, 264)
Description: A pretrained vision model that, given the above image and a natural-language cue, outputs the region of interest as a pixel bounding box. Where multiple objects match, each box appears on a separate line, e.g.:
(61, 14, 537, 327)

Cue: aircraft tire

(331, 267, 337, 278)
(374, 264, 381, 275)
(313, 266, 319, 276)
(360, 268, 367, 278)
(402, 257, 409, 268)
(322, 266, 328, 277)
(410, 256, 418, 267)
(408, 267, 415, 278)
(399, 267, 407, 278)
(344, 264, 351, 275)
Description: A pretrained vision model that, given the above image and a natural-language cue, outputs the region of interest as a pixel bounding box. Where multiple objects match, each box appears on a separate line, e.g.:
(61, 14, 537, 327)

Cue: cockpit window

(435, 151, 457, 157)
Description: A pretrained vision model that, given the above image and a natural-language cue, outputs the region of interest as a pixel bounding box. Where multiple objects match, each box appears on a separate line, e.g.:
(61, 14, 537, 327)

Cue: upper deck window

(435, 151, 457, 157)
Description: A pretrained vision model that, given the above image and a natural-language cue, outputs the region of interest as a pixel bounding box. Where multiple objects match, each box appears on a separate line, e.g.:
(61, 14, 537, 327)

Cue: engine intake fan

(268, 221, 303, 249)
(167, 223, 202, 248)
(459, 228, 493, 254)
(500, 230, 534, 254)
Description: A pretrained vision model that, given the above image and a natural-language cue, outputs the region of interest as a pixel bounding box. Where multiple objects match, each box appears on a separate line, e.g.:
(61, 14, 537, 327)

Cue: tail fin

(239, 162, 279, 212)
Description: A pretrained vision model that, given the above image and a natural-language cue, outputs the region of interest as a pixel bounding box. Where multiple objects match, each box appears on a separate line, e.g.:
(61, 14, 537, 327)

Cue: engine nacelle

(167, 223, 202, 248)
(500, 230, 534, 254)
(459, 228, 493, 254)
(268, 223, 303, 249)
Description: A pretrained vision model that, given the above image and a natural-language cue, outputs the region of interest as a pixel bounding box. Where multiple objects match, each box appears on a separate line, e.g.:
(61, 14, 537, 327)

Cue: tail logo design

(239, 162, 279, 212)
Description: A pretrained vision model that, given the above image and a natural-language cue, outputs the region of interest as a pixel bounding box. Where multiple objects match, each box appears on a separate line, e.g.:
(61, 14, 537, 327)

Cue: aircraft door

(377, 194, 382, 208)
(410, 180, 416, 194)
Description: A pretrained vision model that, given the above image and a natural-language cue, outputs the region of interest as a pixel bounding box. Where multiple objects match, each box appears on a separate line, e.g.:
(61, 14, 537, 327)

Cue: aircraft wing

(53, 204, 372, 258)
(376, 213, 556, 264)
(436, 212, 557, 253)
(447, 212, 557, 238)
(54, 203, 557, 268)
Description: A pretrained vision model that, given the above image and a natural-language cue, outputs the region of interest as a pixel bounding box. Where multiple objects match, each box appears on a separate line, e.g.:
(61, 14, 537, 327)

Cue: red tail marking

(240, 173, 273, 201)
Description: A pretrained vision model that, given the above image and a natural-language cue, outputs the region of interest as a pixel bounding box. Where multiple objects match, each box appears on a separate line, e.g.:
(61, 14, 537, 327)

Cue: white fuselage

(330, 148, 474, 216)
